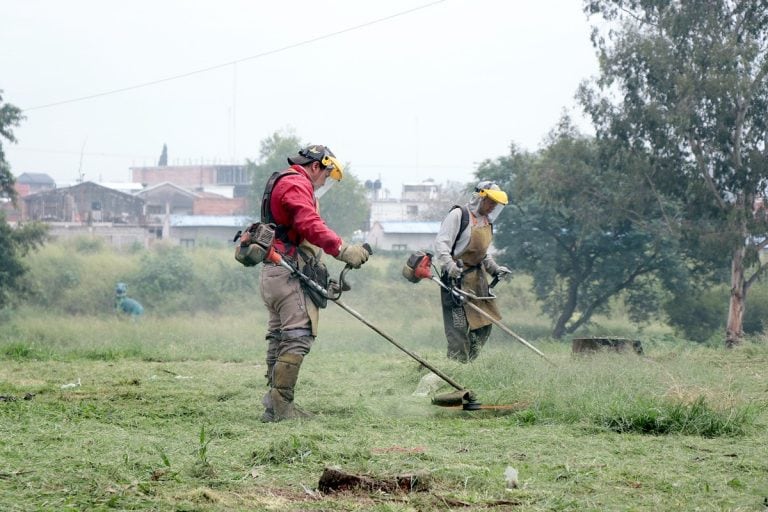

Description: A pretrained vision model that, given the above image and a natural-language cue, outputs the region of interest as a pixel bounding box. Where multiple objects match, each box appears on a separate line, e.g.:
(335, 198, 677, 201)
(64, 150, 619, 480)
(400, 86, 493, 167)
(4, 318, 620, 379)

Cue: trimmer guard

(431, 389, 482, 410)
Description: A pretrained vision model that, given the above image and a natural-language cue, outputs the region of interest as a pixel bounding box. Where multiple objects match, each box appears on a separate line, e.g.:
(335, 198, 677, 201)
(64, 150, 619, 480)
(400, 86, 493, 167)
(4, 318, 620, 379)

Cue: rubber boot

(467, 325, 492, 362)
(266, 353, 312, 422)
(260, 335, 281, 422)
(260, 377, 275, 422)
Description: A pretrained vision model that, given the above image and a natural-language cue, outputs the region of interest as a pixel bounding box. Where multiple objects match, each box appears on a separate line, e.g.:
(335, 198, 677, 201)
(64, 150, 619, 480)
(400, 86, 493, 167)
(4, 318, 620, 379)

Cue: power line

(10, 145, 473, 169)
(22, 0, 448, 112)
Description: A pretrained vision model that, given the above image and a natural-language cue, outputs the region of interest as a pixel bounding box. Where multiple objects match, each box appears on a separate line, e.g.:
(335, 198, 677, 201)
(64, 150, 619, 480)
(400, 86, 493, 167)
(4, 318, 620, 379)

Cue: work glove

(444, 260, 462, 280)
(336, 242, 370, 268)
(493, 265, 512, 281)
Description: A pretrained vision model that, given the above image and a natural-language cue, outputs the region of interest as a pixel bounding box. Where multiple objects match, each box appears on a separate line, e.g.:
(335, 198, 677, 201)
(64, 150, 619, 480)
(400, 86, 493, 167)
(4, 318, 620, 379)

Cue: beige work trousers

(259, 262, 318, 358)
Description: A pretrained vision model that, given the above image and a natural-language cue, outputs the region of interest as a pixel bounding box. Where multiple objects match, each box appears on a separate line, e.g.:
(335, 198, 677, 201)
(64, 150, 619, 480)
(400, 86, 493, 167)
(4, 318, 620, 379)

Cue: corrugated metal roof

(170, 215, 253, 227)
(376, 221, 441, 233)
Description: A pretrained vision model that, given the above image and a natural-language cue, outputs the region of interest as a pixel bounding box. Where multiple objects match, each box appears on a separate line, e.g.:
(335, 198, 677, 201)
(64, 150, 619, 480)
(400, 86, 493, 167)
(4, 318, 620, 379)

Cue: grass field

(1, 301, 766, 511)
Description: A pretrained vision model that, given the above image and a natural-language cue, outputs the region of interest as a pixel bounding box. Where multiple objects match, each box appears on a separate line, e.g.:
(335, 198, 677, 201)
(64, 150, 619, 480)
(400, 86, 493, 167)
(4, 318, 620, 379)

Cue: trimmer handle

(338, 242, 374, 292)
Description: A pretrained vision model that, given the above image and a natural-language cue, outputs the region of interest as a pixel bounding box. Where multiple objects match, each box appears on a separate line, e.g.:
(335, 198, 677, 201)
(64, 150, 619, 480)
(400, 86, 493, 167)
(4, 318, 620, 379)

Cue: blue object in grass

(115, 282, 144, 317)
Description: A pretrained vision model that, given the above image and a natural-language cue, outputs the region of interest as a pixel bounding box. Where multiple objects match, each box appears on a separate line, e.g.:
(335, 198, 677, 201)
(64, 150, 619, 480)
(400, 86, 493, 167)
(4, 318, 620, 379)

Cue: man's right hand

(336, 243, 370, 268)
(444, 260, 462, 279)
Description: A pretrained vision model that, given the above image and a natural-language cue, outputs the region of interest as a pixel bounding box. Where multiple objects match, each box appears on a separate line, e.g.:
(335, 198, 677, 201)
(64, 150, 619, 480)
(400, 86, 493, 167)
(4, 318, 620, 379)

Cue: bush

(743, 283, 768, 335)
(665, 281, 768, 341)
(664, 286, 727, 342)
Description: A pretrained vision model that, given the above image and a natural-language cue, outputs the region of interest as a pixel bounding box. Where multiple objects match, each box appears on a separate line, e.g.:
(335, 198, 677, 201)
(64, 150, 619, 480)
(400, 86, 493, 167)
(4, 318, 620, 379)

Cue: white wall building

(367, 179, 442, 228)
(367, 221, 441, 252)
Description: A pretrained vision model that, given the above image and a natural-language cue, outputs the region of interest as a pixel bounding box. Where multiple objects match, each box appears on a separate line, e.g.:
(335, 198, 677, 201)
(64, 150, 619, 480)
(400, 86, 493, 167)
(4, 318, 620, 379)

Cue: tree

(418, 180, 472, 221)
(0, 219, 50, 310)
(158, 143, 168, 166)
(479, 119, 683, 338)
(318, 173, 370, 239)
(582, 0, 768, 346)
(246, 129, 303, 212)
(0, 90, 49, 310)
(1, 90, 23, 202)
(247, 129, 369, 239)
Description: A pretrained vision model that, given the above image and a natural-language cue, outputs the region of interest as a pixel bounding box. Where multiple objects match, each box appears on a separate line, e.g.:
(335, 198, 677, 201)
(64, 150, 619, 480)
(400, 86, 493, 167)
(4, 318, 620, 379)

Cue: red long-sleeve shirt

(269, 165, 343, 257)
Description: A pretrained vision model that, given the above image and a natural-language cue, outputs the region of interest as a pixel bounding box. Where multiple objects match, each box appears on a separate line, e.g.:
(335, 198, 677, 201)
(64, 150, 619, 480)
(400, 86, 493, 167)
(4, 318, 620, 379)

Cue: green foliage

(319, 172, 370, 238)
(246, 128, 302, 214)
(743, 283, 768, 334)
(2, 341, 46, 361)
(0, 90, 24, 202)
(482, 119, 684, 338)
(21, 242, 117, 315)
(0, 324, 765, 510)
(0, 214, 30, 310)
(190, 425, 215, 478)
(72, 235, 105, 253)
(665, 286, 728, 343)
(133, 245, 197, 307)
(251, 434, 319, 465)
(131, 245, 246, 315)
(0, 92, 48, 311)
(19, 240, 257, 316)
(597, 396, 755, 437)
(583, 0, 768, 345)
(0, 216, 49, 310)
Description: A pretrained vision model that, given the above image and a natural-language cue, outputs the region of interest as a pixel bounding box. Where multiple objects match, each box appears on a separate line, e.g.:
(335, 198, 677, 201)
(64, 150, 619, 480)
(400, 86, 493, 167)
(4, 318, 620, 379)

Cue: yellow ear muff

(321, 155, 344, 181)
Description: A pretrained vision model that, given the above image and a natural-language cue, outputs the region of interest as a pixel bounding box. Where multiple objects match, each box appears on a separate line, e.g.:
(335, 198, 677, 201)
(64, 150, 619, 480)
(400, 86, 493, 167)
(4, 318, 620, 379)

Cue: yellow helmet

(288, 145, 344, 181)
(475, 181, 508, 205)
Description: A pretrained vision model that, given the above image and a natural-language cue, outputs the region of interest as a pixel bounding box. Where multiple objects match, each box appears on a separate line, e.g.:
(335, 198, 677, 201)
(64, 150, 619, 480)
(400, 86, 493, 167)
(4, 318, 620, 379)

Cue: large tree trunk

(725, 243, 747, 348)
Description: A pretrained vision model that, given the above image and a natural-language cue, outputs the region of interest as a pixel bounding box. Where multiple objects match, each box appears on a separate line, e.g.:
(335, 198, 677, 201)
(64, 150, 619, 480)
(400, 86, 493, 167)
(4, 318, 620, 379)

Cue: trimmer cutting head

(431, 389, 483, 411)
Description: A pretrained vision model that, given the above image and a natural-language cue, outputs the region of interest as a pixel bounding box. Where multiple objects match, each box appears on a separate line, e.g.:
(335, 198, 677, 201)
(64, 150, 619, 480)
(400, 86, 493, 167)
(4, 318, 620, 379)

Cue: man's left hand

(494, 265, 512, 281)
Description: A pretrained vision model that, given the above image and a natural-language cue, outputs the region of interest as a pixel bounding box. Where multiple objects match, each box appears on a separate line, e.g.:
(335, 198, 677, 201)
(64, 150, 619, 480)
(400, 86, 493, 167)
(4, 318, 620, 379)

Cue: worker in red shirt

(260, 144, 370, 422)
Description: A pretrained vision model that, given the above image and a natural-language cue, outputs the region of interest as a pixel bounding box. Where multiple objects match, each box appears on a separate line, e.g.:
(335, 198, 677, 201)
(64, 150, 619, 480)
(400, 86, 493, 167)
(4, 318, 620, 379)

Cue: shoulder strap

(449, 205, 470, 256)
(260, 169, 299, 224)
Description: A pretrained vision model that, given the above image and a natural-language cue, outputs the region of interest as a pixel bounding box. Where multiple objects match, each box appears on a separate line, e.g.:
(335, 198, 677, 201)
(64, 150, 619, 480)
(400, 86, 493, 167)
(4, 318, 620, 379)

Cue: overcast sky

(1, 0, 599, 197)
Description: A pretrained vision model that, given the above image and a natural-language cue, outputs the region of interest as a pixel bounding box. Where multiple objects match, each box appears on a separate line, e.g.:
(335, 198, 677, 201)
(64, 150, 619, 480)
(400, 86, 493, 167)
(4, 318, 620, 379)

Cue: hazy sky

(1, 0, 599, 197)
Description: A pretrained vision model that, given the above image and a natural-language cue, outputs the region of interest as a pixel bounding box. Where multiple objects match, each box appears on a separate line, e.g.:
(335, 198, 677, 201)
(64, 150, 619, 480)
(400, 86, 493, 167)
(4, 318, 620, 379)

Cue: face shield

(320, 153, 344, 181)
(315, 177, 337, 199)
(471, 181, 508, 223)
(485, 201, 505, 223)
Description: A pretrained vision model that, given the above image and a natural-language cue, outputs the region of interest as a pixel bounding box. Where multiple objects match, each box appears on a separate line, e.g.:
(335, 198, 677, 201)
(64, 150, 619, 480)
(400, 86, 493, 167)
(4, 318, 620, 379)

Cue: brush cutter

(403, 250, 556, 367)
(264, 245, 483, 410)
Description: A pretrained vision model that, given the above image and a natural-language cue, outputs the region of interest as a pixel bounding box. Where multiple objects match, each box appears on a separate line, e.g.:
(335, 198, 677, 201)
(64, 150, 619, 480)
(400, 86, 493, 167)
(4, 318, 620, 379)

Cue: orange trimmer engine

(402, 251, 434, 283)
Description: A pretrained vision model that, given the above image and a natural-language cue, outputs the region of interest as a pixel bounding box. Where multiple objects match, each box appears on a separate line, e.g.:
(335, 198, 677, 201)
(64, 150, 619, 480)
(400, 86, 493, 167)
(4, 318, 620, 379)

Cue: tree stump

(318, 466, 429, 494)
(571, 337, 643, 355)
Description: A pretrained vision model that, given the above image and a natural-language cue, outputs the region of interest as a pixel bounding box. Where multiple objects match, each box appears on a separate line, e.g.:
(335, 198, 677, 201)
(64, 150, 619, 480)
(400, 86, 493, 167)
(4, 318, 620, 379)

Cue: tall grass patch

(597, 395, 755, 436)
(462, 342, 760, 436)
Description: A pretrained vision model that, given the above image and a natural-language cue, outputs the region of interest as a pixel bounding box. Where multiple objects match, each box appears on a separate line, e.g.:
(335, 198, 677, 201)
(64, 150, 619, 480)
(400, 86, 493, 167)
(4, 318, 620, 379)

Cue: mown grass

(1, 306, 766, 511)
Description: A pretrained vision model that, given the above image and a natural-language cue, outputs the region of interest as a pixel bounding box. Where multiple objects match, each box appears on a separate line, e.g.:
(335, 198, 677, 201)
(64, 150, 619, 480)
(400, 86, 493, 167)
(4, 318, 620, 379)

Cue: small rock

(504, 466, 519, 489)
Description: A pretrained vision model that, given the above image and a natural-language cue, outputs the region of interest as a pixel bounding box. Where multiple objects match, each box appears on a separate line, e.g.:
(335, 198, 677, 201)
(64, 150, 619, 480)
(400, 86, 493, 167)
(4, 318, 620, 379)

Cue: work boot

(467, 326, 492, 362)
(265, 353, 313, 422)
(260, 391, 275, 423)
